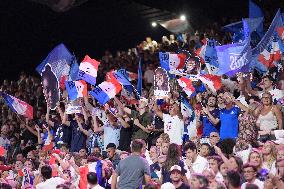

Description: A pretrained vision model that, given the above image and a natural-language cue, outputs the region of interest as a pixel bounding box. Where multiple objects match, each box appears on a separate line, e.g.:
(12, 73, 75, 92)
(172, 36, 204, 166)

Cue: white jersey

(163, 114, 184, 145)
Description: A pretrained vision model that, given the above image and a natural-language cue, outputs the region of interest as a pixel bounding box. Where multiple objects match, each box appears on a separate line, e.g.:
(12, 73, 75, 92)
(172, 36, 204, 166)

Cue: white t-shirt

(36, 177, 65, 189)
(185, 155, 209, 179)
(162, 114, 184, 145)
(90, 184, 105, 189)
(241, 179, 264, 189)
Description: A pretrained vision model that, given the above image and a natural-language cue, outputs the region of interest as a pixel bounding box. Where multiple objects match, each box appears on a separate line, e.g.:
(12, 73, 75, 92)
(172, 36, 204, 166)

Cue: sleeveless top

(257, 107, 278, 131)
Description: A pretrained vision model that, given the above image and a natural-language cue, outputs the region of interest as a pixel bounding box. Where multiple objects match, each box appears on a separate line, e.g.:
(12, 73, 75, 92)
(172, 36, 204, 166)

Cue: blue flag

(252, 10, 283, 56)
(69, 56, 79, 81)
(249, 0, 264, 37)
(180, 96, 194, 121)
(137, 58, 142, 97)
(36, 44, 73, 80)
(204, 39, 219, 74)
(217, 23, 252, 77)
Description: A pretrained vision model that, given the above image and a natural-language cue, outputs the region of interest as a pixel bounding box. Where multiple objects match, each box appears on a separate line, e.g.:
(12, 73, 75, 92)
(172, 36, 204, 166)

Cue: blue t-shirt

(70, 121, 87, 152)
(201, 109, 220, 137)
(219, 107, 240, 140)
(104, 124, 120, 151)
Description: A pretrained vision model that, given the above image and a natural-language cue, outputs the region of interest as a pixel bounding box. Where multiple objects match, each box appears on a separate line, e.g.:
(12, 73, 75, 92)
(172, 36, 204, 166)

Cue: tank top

(257, 107, 278, 131)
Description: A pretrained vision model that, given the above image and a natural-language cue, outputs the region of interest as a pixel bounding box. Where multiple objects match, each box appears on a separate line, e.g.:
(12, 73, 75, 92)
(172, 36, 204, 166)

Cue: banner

(65, 80, 87, 101)
(159, 52, 186, 72)
(78, 55, 100, 85)
(154, 67, 170, 99)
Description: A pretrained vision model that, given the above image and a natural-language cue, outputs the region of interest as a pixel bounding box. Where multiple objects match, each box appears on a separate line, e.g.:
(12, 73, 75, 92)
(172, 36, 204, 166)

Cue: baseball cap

(170, 165, 182, 172)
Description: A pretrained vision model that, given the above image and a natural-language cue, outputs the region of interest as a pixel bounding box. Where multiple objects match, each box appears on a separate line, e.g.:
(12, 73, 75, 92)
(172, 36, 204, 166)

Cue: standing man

(111, 139, 151, 189)
(219, 92, 240, 140)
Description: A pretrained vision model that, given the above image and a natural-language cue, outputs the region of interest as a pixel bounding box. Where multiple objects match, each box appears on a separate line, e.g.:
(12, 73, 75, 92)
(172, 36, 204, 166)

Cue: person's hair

(164, 143, 181, 171)
(245, 183, 259, 189)
(144, 182, 160, 189)
(56, 184, 69, 189)
(230, 155, 243, 173)
(200, 143, 211, 149)
(160, 133, 170, 143)
(218, 161, 224, 171)
(226, 170, 241, 188)
(261, 91, 273, 103)
(131, 139, 144, 153)
(248, 150, 263, 169)
(184, 141, 197, 153)
(87, 172, 98, 185)
(243, 163, 258, 173)
(216, 182, 226, 189)
(40, 165, 52, 180)
(262, 75, 274, 83)
(193, 174, 209, 188)
(207, 155, 222, 163)
(0, 183, 12, 189)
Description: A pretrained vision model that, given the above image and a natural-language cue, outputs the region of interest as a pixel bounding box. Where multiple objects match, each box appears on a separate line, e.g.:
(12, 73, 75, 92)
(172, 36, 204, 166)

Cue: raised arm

(113, 96, 131, 114)
(153, 101, 163, 119)
(92, 116, 104, 133)
(46, 105, 55, 127)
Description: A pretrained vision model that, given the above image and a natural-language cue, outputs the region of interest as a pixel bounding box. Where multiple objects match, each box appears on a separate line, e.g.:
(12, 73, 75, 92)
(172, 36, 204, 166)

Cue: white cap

(161, 182, 175, 189)
(170, 165, 182, 172)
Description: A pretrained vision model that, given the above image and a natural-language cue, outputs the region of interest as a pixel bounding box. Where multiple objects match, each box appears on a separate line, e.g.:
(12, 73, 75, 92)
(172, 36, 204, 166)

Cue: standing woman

(257, 92, 283, 142)
(161, 143, 187, 184)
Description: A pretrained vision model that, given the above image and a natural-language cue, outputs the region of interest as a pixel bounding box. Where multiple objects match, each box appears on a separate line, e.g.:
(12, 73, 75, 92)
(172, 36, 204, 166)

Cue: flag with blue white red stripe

(78, 55, 100, 86)
(1, 93, 33, 119)
(159, 52, 186, 72)
(65, 80, 87, 101)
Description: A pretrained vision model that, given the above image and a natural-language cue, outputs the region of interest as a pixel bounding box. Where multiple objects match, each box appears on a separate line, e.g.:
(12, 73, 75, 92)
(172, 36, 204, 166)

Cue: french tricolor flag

(198, 74, 222, 94)
(177, 77, 195, 97)
(78, 55, 100, 85)
(89, 78, 122, 105)
(258, 39, 282, 69)
(159, 52, 186, 71)
(1, 93, 33, 119)
(65, 80, 87, 101)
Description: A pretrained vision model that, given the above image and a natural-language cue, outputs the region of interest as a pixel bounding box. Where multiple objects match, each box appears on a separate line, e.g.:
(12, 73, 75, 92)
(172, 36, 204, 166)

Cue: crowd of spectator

(0, 12, 284, 189)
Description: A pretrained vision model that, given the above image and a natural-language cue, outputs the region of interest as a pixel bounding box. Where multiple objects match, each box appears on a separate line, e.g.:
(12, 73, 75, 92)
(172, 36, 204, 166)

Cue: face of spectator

(219, 162, 228, 176)
(169, 103, 179, 116)
(186, 60, 196, 72)
(209, 159, 218, 173)
(185, 148, 197, 160)
(262, 142, 273, 155)
(217, 93, 224, 104)
(249, 152, 261, 167)
(107, 147, 115, 159)
(149, 147, 158, 161)
(24, 160, 33, 171)
(93, 147, 101, 154)
(190, 175, 202, 189)
(277, 149, 284, 161)
(156, 138, 162, 148)
(16, 154, 24, 162)
(79, 149, 87, 157)
(161, 143, 169, 155)
(14, 161, 23, 171)
(209, 132, 220, 146)
(10, 137, 17, 146)
(263, 78, 273, 89)
(261, 93, 272, 105)
(228, 157, 239, 172)
(200, 145, 210, 157)
(120, 153, 128, 160)
(1, 170, 9, 178)
(1, 124, 9, 136)
(223, 92, 233, 105)
(138, 101, 147, 110)
(207, 96, 216, 107)
(170, 170, 182, 182)
(81, 159, 87, 166)
(243, 167, 257, 182)
(63, 172, 71, 182)
(27, 151, 35, 160)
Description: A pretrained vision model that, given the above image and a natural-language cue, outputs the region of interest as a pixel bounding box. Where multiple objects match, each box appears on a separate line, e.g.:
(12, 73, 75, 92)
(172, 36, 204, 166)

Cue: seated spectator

(169, 165, 190, 189)
(87, 172, 104, 189)
(241, 163, 264, 189)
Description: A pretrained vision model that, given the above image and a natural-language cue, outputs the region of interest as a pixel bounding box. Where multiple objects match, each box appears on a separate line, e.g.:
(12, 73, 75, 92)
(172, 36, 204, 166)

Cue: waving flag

(277, 26, 284, 52)
(116, 69, 138, 81)
(69, 56, 79, 81)
(217, 20, 252, 77)
(1, 93, 33, 119)
(253, 10, 283, 69)
(78, 55, 100, 85)
(137, 58, 142, 97)
(65, 80, 87, 101)
(181, 96, 194, 118)
(159, 52, 186, 71)
(89, 79, 122, 105)
(177, 77, 195, 97)
(112, 70, 134, 92)
(249, 0, 264, 36)
(36, 44, 73, 88)
(198, 74, 222, 93)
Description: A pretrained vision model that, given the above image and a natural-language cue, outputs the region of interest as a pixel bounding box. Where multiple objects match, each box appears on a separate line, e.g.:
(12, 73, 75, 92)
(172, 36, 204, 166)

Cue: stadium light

(151, 22, 157, 27)
(180, 15, 186, 21)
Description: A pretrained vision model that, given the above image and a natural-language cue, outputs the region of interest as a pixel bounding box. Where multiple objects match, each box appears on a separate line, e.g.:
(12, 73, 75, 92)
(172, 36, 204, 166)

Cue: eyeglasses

(243, 170, 255, 173)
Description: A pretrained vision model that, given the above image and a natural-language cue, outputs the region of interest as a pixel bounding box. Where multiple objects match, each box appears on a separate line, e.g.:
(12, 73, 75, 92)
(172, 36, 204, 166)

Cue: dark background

(0, 0, 282, 80)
